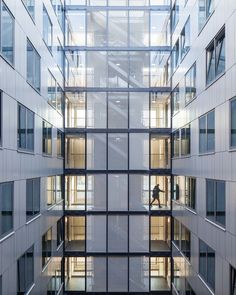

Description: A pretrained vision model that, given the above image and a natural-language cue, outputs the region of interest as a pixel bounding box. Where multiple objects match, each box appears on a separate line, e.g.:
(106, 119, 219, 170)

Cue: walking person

(150, 184, 164, 208)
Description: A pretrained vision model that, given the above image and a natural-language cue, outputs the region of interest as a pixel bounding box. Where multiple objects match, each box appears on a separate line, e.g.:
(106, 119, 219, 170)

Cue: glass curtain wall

(64, 0, 171, 293)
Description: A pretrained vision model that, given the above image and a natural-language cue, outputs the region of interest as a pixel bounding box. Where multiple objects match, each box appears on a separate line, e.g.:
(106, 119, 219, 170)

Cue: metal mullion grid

(62, 1, 67, 291)
(106, 91, 109, 293)
(127, 94, 130, 293)
(170, 0, 174, 292)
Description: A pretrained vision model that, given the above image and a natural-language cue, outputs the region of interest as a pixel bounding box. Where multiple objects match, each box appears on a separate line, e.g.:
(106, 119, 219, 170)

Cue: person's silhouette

(150, 184, 164, 208)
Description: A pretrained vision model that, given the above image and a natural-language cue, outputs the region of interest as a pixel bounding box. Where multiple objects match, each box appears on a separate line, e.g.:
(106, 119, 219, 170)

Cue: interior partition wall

(64, 0, 171, 293)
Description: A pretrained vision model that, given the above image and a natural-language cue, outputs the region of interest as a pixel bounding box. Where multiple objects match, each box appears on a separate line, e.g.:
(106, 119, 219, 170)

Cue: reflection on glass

(65, 134, 86, 169)
(86, 257, 107, 292)
(150, 257, 171, 291)
(129, 92, 149, 129)
(150, 217, 171, 251)
(108, 216, 128, 252)
(129, 51, 149, 88)
(108, 174, 128, 210)
(150, 93, 170, 128)
(87, 133, 107, 170)
(129, 257, 149, 292)
(87, 11, 107, 46)
(65, 257, 85, 291)
(66, 176, 85, 210)
(87, 51, 107, 87)
(108, 92, 128, 128)
(87, 216, 106, 252)
(129, 11, 149, 47)
(129, 215, 149, 252)
(87, 92, 107, 128)
(66, 92, 86, 128)
(108, 11, 128, 46)
(129, 174, 149, 211)
(108, 133, 128, 170)
(151, 135, 170, 169)
(151, 51, 170, 87)
(108, 257, 128, 292)
(108, 51, 129, 88)
(66, 10, 86, 46)
(65, 217, 85, 251)
(150, 11, 170, 46)
(87, 174, 106, 211)
(129, 133, 149, 170)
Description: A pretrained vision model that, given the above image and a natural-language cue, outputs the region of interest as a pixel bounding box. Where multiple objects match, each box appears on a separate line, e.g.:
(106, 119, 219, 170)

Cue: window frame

(199, 0, 214, 32)
(185, 63, 196, 105)
(17, 103, 35, 152)
(199, 110, 215, 154)
(0, 1, 15, 65)
(0, 91, 2, 146)
(0, 181, 14, 238)
(27, 38, 41, 92)
(206, 179, 225, 227)
(230, 97, 236, 148)
(17, 245, 34, 294)
(42, 120, 52, 156)
(206, 27, 225, 86)
(43, 5, 53, 51)
(199, 239, 215, 291)
(180, 124, 191, 156)
(42, 228, 52, 269)
(180, 17, 190, 59)
(26, 178, 40, 221)
(172, 84, 180, 114)
(21, 0, 35, 21)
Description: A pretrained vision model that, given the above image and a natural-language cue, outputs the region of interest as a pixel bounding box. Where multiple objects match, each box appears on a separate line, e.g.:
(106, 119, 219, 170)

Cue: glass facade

(64, 0, 171, 292)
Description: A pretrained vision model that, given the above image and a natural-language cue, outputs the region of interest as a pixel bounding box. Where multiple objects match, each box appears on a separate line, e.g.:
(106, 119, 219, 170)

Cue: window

(57, 129, 63, 157)
(185, 177, 196, 210)
(48, 71, 63, 113)
(50, 0, 63, 28)
(199, 110, 215, 153)
(18, 104, 34, 152)
(181, 18, 190, 58)
(57, 218, 63, 247)
(57, 39, 64, 73)
(43, 6, 53, 50)
(185, 63, 196, 104)
(0, 92, 2, 146)
(181, 125, 191, 156)
(172, 0, 179, 31)
(173, 219, 191, 260)
(26, 178, 40, 220)
(206, 28, 225, 85)
(17, 246, 34, 294)
(27, 39, 40, 91)
(22, 0, 35, 19)
(172, 39, 180, 72)
(173, 130, 180, 157)
(47, 175, 62, 206)
(1, 2, 14, 64)
(172, 84, 180, 114)
(199, 239, 215, 291)
(230, 98, 236, 147)
(199, 0, 214, 31)
(230, 265, 236, 295)
(181, 224, 191, 260)
(206, 179, 225, 227)
(48, 71, 56, 108)
(0, 181, 13, 237)
(42, 120, 52, 155)
(42, 228, 52, 268)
